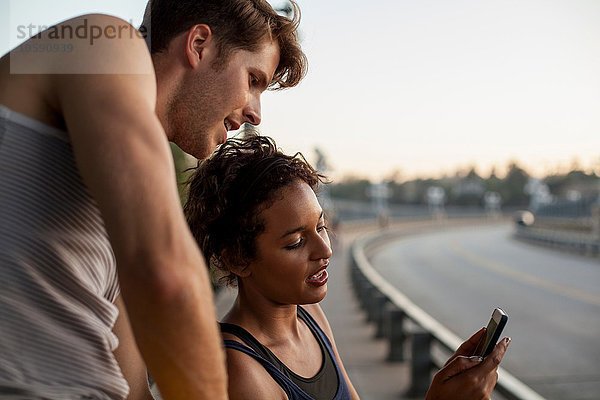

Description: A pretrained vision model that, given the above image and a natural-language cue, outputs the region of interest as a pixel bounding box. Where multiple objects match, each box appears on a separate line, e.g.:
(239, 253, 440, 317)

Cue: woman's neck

(222, 290, 303, 347)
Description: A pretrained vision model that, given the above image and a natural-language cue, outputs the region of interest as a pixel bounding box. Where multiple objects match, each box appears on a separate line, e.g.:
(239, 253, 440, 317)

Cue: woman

(184, 135, 509, 400)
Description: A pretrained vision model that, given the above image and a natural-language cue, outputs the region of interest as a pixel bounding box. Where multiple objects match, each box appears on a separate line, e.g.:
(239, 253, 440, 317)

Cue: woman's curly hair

(184, 135, 326, 286)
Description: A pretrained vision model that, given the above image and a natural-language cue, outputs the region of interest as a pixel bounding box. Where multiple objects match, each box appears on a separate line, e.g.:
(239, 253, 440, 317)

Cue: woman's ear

(231, 264, 251, 279)
(221, 250, 252, 278)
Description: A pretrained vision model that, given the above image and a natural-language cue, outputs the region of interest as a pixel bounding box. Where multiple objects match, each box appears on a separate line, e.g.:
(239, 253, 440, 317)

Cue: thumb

(439, 356, 483, 381)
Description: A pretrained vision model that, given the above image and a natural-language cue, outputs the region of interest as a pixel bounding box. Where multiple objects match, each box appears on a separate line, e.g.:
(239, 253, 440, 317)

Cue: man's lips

(221, 119, 241, 145)
(224, 119, 241, 132)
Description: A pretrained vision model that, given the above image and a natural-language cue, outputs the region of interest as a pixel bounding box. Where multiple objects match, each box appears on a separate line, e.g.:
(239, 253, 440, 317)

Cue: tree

(501, 162, 530, 206)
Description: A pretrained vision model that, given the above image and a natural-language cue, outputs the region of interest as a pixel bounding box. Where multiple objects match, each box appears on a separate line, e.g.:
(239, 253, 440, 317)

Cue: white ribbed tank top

(0, 105, 128, 399)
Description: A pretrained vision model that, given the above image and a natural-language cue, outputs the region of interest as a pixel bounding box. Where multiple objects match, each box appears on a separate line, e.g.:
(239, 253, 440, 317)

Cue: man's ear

(184, 24, 214, 68)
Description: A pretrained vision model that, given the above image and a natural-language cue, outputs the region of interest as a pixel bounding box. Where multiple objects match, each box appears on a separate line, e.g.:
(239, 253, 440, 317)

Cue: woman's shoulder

(223, 339, 288, 400)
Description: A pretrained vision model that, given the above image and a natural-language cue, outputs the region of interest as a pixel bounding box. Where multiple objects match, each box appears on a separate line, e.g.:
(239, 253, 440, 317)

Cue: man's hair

(143, 0, 307, 89)
(184, 135, 325, 286)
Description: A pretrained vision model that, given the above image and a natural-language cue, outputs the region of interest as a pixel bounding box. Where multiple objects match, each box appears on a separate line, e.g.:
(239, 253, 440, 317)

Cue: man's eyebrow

(279, 211, 324, 239)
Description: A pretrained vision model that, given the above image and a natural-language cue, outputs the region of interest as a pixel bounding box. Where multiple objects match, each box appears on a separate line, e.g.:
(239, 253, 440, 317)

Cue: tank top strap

(220, 322, 273, 360)
(296, 306, 332, 348)
(222, 338, 315, 400)
(297, 307, 353, 400)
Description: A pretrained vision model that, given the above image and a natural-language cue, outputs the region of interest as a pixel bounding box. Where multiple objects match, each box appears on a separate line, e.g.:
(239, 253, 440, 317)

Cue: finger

(439, 355, 483, 381)
(455, 327, 486, 357)
(444, 327, 487, 366)
(481, 337, 511, 372)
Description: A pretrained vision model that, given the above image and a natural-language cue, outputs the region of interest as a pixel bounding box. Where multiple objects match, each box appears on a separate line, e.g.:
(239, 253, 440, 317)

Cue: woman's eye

(317, 225, 328, 232)
(285, 238, 304, 250)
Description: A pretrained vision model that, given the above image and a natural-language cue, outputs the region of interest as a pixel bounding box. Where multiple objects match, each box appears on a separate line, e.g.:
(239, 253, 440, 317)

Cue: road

(369, 222, 600, 400)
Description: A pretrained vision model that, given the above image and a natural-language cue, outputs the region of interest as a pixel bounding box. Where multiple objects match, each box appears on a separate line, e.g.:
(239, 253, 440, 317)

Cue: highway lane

(369, 222, 600, 400)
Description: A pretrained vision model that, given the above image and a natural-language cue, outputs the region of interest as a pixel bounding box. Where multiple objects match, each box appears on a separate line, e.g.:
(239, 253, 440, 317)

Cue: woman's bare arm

(113, 296, 154, 400)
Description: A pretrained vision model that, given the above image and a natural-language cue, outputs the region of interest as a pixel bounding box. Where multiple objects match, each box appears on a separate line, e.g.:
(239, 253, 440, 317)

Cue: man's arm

(51, 15, 227, 400)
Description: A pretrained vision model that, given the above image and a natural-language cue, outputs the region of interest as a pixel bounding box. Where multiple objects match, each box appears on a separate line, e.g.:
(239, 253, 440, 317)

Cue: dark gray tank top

(220, 306, 351, 399)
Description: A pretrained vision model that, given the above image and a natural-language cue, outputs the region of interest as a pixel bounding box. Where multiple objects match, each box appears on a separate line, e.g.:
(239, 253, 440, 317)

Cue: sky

(2, 0, 599, 181)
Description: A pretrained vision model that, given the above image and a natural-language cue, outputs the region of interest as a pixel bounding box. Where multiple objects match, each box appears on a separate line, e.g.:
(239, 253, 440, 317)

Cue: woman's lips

(306, 269, 328, 286)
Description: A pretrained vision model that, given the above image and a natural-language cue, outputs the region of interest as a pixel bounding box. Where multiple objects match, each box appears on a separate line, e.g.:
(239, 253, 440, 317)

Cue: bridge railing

(350, 221, 547, 400)
(514, 225, 600, 257)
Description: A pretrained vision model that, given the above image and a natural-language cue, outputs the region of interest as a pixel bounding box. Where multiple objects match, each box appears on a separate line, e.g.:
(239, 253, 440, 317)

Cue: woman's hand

(425, 328, 511, 400)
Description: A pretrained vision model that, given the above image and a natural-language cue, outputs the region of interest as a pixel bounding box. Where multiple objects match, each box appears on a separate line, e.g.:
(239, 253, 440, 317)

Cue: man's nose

(243, 96, 262, 125)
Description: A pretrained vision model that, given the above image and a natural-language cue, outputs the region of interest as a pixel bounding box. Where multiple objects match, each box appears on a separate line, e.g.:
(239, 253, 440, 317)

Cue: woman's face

(242, 179, 332, 305)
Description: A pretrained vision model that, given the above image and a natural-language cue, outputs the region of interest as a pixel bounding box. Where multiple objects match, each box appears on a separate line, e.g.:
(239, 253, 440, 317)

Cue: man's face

(168, 38, 281, 159)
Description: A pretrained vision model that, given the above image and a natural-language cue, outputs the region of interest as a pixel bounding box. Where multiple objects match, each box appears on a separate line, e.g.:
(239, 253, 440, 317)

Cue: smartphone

(473, 308, 508, 358)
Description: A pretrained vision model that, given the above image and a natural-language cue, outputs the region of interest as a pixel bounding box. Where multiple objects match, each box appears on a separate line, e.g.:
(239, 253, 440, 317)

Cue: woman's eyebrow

(280, 226, 305, 239)
(278, 211, 324, 239)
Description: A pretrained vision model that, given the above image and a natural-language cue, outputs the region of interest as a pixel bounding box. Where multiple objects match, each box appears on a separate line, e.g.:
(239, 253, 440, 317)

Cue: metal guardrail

(514, 226, 600, 257)
(350, 224, 547, 400)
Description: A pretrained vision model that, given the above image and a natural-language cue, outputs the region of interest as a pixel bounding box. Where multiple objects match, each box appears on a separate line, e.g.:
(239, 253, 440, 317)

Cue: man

(0, 1, 306, 399)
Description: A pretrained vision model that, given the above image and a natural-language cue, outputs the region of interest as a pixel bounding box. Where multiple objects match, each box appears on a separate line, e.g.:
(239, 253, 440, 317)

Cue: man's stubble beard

(167, 77, 216, 159)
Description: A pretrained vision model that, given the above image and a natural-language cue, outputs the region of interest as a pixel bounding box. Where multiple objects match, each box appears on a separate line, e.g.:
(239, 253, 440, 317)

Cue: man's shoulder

(9, 13, 153, 76)
(54, 13, 143, 41)
(62, 13, 132, 27)
(64, 13, 152, 73)
(0, 13, 155, 129)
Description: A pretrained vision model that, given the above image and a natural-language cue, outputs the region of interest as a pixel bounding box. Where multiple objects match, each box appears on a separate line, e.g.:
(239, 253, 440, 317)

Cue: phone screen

(474, 308, 508, 357)
(477, 318, 499, 355)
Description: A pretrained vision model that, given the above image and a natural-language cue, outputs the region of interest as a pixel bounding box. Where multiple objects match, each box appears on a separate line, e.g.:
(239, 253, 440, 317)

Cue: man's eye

(317, 224, 329, 233)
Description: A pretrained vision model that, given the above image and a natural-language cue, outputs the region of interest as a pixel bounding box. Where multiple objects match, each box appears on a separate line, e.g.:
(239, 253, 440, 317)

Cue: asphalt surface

(369, 223, 600, 400)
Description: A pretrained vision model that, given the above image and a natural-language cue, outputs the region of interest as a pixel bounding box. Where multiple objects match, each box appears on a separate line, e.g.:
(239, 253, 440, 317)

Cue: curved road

(369, 222, 600, 400)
